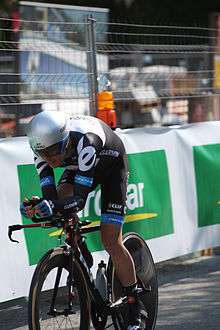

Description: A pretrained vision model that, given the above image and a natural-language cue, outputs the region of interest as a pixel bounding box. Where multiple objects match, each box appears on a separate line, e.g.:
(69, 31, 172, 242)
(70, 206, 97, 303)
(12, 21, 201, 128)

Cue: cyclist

(20, 111, 141, 329)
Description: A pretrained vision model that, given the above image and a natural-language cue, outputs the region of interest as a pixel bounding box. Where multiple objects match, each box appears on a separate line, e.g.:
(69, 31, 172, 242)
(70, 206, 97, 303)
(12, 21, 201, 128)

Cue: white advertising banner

(1, 122, 220, 303)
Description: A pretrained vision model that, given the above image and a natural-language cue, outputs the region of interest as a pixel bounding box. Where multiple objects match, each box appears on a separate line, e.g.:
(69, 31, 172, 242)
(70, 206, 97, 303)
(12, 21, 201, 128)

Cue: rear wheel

(28, 248, 90, 329)
(108, 232, 158, 329)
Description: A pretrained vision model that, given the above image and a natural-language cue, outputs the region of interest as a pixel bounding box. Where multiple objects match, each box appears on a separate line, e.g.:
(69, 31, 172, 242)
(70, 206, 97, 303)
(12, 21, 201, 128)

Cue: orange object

(96, 90, 116, 129)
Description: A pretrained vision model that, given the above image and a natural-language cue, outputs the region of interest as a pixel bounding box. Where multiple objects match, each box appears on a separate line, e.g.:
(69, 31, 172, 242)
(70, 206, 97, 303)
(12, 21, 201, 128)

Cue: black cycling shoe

(123, 283, 142, 330)
(127, 296, 141, 328)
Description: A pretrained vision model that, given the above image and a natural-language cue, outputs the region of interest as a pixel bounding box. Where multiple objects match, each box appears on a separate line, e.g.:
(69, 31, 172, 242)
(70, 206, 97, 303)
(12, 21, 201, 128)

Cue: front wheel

(108, 232, 158, 330)
(28, 248, 91, 329)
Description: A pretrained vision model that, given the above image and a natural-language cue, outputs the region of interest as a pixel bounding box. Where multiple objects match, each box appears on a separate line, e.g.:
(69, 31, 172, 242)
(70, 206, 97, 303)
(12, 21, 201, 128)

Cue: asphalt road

(0, 255, 219, 330)
(156, 255, 220, 330)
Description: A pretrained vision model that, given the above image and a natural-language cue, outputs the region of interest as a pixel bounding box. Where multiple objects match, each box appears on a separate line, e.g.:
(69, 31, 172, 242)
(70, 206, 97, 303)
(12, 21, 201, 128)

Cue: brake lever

(8, 225, 23, 243)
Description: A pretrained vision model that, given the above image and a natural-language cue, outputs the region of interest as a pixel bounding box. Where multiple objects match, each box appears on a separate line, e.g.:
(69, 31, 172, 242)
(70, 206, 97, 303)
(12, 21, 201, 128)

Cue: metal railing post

(86, 14, 98, 117)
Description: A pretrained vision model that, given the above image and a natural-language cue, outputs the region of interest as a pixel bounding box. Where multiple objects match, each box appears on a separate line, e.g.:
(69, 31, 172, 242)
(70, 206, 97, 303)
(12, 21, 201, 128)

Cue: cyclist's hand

(33, 199, 53, 218)
(20, 196, 53, 219)
(20, 203, 35, 218)
(20, 198, 35, 218)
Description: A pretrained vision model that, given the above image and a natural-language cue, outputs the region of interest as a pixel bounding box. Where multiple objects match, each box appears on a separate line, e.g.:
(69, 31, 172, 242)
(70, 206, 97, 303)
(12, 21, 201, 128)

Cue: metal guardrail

(0, 14, 220, 135)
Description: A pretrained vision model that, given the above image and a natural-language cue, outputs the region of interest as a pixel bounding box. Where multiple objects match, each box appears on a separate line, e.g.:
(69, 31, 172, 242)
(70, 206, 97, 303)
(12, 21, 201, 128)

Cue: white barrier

(1, 122, 220, 303)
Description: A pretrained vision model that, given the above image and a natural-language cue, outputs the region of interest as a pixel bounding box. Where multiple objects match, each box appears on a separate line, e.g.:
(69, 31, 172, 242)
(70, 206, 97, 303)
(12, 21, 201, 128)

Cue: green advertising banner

(4, 123, 220, 303)
(194, 143, 220, 227)
(18, 149, 174, 265)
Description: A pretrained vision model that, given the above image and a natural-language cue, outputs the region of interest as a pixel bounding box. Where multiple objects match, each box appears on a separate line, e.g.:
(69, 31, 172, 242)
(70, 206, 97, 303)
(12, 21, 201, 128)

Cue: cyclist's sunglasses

(35, 136, 69, 158)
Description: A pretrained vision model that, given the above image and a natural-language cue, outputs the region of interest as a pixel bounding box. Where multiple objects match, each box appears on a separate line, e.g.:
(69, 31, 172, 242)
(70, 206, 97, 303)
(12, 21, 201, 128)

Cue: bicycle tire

(91, 299, 108, 329)
(108, 232, 158, 330)
(28, 247, 91, 330)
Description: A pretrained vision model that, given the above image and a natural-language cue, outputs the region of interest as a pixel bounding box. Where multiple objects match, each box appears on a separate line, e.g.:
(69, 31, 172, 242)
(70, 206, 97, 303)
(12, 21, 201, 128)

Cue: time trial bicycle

(8, 211, 158, 329)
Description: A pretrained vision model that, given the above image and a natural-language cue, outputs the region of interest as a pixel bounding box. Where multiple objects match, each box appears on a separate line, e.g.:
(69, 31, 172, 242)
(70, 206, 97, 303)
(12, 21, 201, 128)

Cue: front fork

(48, 246, 76, 316)
(48, 266, 63, 316)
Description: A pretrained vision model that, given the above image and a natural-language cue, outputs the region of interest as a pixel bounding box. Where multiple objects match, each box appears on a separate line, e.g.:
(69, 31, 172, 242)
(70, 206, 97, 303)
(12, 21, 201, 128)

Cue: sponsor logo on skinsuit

(77, 137, 96, 171)
(100, 149, 119, 157)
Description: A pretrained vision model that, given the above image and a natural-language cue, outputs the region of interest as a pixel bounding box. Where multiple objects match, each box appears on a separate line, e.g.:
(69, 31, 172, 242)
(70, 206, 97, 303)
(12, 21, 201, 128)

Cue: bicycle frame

(63, 218, 111, 314)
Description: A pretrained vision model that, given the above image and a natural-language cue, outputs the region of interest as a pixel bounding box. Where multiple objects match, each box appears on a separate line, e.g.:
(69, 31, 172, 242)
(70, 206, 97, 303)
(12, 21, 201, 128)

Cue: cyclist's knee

(103, 239, 122, 255)
(102, 236, 124, 255)
(100, 223, 122, 254)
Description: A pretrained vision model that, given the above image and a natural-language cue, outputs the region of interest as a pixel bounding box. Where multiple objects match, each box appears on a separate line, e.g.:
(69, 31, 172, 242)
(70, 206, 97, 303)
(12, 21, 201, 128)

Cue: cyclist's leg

(101, 223, 141, 328)
(100, 154, 136, 286)
(101, 223, 136, 286)
(100, 156, 141, 328)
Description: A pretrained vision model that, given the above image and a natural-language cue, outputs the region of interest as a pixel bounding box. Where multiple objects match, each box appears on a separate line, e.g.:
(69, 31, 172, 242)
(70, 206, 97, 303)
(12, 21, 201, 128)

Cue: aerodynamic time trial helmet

(26, 110, 69, 158)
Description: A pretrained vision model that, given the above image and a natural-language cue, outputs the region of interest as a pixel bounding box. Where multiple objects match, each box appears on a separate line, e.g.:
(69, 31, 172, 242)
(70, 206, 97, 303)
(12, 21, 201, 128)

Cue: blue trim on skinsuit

(74, 174, 93, 187)
(40, 176, 55, 187)
(101, 213, 124, 226)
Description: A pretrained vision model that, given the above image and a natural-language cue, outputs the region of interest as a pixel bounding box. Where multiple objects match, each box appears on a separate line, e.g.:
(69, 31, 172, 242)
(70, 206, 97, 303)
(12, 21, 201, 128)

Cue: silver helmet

(26, 110, 69, 158)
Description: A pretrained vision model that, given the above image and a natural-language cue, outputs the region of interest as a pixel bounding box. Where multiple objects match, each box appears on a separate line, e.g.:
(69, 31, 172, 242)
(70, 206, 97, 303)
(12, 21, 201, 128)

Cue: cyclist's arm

(34, 155, 58, 200)
(50, 133, 103, 214)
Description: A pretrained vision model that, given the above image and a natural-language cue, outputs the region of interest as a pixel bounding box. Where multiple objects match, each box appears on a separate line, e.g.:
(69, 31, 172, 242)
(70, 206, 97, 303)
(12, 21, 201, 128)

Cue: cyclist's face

(38, 139, 71, 168)
(43, 154, 64, 168)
